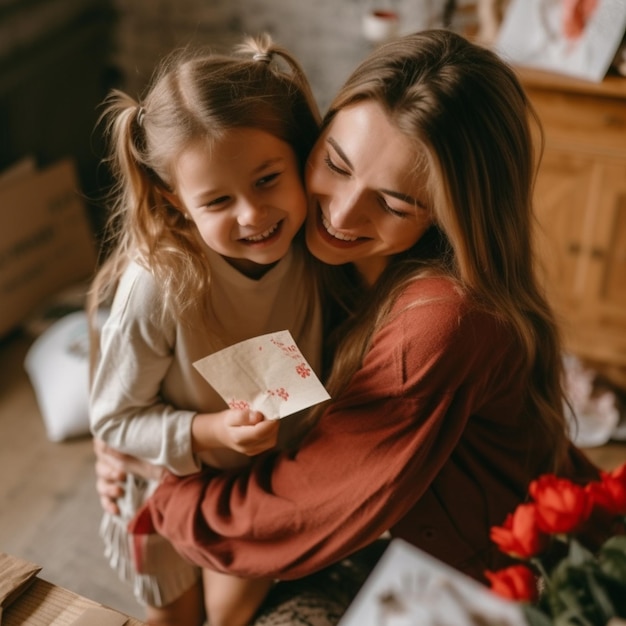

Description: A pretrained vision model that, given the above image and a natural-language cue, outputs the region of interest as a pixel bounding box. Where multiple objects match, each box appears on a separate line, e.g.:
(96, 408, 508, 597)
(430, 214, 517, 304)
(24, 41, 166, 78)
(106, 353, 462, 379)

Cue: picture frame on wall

(494, 0, 626, 82)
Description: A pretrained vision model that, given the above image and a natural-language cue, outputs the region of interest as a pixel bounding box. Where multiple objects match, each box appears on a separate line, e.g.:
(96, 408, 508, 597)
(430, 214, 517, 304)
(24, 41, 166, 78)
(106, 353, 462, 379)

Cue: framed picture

(495, 0, 626, 81)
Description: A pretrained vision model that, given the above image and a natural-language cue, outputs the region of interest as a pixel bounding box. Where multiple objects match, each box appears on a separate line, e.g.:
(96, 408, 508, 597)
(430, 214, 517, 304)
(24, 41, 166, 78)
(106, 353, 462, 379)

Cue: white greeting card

(193, 330, 330, 420)
(339, 539, 526, 626)
(495, 0, 626, 82)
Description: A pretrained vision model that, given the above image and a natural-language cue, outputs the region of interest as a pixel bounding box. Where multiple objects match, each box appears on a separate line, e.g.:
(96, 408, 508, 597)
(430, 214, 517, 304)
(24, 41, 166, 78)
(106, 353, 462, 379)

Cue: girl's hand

(192, 409, 279, 456)
(93, 438, 163, 515)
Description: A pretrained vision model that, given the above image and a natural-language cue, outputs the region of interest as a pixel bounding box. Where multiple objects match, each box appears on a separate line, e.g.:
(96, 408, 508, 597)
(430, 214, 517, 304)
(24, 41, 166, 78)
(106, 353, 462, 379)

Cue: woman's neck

(354, 257, 388, 287)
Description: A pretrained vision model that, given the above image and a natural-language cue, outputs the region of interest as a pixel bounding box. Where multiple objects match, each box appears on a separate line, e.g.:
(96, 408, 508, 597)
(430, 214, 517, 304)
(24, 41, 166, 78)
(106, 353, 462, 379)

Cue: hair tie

(252, 51, 272, 64)
(137, 106, 146, 127)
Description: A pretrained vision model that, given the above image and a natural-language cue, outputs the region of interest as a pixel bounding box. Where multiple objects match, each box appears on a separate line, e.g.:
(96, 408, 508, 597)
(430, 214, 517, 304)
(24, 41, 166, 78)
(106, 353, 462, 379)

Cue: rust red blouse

(133, 276, 598, 583)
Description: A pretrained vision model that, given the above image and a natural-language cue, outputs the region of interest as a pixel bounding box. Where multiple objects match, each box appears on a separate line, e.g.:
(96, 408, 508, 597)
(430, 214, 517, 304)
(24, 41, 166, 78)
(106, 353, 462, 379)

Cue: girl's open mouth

(241, 220, 282, 244)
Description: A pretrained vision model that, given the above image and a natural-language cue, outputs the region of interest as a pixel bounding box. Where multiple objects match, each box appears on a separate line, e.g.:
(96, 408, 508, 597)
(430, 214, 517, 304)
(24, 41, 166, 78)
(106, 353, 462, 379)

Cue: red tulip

(586, 462, 626, 516)
(529, 474, 592, 535)
(612, 462, 626, 481)
(485, 565, 539, 602)
(490, 503, 548, 559)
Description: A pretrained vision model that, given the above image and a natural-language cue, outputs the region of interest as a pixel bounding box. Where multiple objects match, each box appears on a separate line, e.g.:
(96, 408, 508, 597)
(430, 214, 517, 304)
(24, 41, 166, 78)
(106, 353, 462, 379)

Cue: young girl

(88, 34, 321, 626)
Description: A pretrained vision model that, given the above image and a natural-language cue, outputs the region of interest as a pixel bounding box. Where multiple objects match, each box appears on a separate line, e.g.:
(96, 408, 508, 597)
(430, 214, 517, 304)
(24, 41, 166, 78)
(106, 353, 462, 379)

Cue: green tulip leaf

(602, 535, 626, 552)
(598, 546, 626, 584)
(522, 604, 553, 626)
(583, 569, 616, 621)
(598, 536, 626, 580)
(553, 607, 595, 626)
(567, 539, 594, 566)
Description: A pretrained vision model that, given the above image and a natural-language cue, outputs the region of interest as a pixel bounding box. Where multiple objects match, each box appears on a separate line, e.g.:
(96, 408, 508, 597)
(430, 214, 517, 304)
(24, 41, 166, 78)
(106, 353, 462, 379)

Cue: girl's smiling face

(305, 100, 432, 285)
(170, 128, 307, 278)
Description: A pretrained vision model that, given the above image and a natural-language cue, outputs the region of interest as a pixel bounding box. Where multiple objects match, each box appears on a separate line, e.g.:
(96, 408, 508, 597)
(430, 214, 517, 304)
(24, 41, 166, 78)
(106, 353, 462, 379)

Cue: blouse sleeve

(144, 279, 512, 577)
(90, 263, 199, 476)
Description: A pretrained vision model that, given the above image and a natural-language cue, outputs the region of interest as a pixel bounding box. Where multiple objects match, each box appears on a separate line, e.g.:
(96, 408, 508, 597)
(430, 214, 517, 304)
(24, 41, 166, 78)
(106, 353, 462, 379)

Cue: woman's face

(305, 100, 432, 285)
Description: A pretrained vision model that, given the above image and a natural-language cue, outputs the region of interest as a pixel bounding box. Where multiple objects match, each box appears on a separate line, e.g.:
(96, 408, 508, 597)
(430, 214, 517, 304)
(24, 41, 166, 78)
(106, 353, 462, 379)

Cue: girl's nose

(237, 197, 268, 226)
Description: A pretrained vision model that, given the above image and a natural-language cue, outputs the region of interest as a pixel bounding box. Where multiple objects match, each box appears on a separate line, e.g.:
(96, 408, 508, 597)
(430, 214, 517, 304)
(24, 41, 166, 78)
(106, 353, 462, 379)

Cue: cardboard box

(0, 159, 98, 337)
(0, 552, 145, 625)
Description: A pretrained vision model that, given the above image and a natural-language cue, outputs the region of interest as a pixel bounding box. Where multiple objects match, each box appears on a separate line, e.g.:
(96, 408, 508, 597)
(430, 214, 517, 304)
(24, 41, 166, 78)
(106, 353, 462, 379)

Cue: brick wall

(110, 0, 472, 111)
(0, 0, 116, 234)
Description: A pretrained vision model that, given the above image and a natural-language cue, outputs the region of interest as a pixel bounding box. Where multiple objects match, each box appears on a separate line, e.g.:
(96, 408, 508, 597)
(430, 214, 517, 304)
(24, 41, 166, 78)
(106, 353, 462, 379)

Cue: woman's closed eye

(324, 152, 415, 219)
(324, 153, 350, 177)
(378, 196, 410, 218)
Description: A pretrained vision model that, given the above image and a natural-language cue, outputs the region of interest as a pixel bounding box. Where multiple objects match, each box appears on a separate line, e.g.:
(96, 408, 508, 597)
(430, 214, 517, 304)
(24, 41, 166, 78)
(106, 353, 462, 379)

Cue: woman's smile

(317, 206, 363, 246)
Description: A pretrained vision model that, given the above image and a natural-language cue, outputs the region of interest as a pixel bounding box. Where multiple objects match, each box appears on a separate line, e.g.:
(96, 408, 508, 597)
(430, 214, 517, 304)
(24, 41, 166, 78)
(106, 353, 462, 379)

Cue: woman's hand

(191, 409, 280, 456)
(93, 438, 164, 515)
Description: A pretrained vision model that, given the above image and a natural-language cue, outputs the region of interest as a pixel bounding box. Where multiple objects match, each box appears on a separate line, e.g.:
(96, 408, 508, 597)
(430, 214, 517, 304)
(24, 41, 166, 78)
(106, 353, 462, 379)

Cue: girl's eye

(257, 172, 280, 187)
(324, 154, 349, 176)
(205, 195, 230, 208)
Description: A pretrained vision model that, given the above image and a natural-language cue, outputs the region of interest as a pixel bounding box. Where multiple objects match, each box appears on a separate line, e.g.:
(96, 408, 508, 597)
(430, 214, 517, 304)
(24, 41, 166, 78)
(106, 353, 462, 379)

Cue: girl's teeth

(246, 223, 279, 242)
(322, 214, 357, 242)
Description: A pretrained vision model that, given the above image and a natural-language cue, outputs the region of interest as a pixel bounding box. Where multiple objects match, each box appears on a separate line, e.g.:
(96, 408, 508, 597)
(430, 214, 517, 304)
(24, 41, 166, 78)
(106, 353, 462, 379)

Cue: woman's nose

(327, 186, 365, 229)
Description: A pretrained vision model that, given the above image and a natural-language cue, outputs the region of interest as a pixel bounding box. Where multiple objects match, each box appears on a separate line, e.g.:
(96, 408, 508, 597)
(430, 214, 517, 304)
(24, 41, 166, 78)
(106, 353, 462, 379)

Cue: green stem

(530, 557, 551, 591)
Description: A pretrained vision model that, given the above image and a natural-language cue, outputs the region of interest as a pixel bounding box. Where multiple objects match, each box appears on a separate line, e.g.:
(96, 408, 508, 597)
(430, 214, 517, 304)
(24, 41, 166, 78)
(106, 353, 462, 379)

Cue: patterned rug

(252, 539, 390, 626)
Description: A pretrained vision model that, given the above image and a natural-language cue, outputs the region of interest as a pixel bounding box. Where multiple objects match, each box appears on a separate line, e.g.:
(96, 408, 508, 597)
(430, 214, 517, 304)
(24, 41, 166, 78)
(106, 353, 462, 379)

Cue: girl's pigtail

(238, 34, 321, 125)
(87, 90, 155, 382)
(101, 90, 154, 221)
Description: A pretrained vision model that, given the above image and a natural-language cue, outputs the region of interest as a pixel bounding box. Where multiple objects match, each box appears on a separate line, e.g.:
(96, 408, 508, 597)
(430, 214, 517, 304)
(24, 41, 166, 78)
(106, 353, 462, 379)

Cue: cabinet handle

(567, 242, 581, 255)
(590, 247, 606, 259)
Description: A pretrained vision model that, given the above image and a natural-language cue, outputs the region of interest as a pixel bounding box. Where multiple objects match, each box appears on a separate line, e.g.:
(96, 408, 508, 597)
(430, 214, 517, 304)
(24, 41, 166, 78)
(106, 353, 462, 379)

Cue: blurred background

(0, 0, 477, 237)
(0, 2, 485, 618)
(1, 0, 626, 621)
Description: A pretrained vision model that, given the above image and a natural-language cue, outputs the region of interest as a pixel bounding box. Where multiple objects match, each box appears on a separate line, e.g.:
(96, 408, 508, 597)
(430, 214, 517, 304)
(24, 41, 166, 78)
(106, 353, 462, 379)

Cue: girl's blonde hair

(316, 29, 570, 469)
(88, 33, 320, 337)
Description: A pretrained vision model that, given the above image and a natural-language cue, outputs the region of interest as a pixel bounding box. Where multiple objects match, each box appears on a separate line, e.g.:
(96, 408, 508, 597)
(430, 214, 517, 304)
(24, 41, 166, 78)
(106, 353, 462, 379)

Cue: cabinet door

(576, 160, 626, 366)
(534, 150, 626, 365)
(587, 161, 626, 322)
(533, 149, 596, 312)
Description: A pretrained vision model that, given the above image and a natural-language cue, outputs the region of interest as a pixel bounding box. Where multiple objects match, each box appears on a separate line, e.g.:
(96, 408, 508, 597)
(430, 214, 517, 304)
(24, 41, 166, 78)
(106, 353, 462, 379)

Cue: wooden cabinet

(518, 69, 626, 387)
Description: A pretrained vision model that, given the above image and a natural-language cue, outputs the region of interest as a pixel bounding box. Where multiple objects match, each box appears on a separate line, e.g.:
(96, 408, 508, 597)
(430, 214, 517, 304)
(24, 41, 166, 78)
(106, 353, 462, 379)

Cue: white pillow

(24, 310, 108, 442)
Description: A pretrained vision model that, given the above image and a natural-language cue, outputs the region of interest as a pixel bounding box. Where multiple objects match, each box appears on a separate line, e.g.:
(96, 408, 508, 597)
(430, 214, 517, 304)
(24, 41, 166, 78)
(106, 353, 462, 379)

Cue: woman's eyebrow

(381, 188, 424, 208)
(328, 136, 424, 209)
(327, 137, 353, 168)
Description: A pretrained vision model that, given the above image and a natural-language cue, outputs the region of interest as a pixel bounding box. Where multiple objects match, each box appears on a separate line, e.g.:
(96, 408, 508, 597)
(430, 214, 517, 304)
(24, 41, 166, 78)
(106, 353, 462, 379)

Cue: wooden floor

(0, 330, 143, 619)
(1, 329, 626, 622)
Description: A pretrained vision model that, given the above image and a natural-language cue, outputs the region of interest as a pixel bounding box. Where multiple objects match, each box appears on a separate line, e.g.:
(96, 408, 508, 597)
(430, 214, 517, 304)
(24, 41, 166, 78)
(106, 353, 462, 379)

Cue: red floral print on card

(266, 387, 290, 401)
(296, 363, 311, 378)
(228, 399, 250, 410)
(270, 337, 301, 361)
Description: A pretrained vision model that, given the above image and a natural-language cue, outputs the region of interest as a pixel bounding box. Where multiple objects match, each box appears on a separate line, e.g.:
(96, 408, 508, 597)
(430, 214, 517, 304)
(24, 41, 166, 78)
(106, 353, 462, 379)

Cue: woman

(97, 28, 598, 610)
